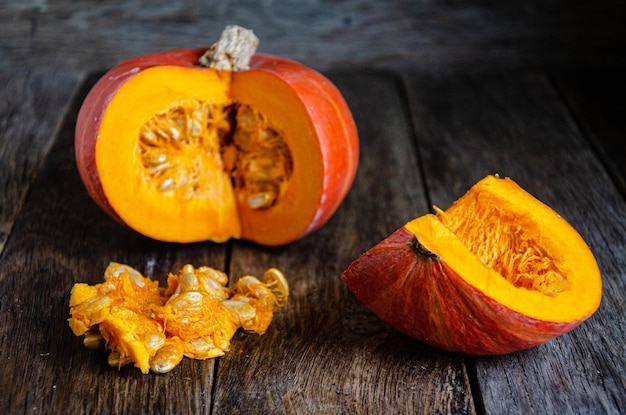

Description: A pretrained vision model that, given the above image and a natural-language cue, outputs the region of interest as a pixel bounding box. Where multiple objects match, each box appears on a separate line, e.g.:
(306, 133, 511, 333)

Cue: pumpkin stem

(199, 25, 259, 71)
(407, 237, 440, 261)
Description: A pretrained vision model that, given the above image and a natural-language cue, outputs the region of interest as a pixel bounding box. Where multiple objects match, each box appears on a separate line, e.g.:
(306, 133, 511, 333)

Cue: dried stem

(199, 25, 259, 71)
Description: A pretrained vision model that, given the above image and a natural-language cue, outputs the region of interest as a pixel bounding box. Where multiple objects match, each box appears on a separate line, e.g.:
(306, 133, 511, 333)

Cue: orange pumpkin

(341, 175, 602, 354)
(75, 26, 358, 246)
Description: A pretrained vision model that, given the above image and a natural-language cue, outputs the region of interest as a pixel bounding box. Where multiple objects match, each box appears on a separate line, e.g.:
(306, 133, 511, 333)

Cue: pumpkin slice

(341, 175, 602, 354)
(75, 26, 358, 246)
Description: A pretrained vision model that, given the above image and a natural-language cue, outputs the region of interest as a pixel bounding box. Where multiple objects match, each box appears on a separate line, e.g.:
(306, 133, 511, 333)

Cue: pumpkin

(75, 26, 358, 246)
(341, 175, 602, 355)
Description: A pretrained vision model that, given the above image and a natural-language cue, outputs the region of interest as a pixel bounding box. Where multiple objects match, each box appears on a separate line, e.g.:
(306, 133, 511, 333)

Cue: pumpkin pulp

(138, 100, 292, 209)
(96, 65, 307, 243)
(405, 175, 602, 324)
(68, 262, 289, 374)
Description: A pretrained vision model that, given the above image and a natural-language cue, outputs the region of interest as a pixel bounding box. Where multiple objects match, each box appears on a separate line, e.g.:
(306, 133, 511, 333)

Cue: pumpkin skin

(75, 48, 358, 246)
(341, 175, 602, 355)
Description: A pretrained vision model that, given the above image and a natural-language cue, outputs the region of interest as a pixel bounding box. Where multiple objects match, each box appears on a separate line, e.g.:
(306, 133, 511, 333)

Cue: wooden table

(1, 2, 625, 414)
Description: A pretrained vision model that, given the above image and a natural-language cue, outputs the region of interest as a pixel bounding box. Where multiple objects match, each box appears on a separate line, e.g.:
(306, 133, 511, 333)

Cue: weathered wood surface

(0, 68, 80, 253)
(2, 68, 625, 415)
(2, 0, 625, 73)
(554, 70, 626, 200)
(1, 1, 626, 414)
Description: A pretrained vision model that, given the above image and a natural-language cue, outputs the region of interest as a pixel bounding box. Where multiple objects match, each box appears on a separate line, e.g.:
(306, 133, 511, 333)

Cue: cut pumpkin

(341, 175, 602, 354)
(75, 26, 358, 246)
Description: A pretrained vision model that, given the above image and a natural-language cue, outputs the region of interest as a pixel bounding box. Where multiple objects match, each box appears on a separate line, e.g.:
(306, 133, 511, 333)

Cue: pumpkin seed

(83, 329, 106, 350)
(223, 299, 256, 325)
(197, 266, 228, 286)
(144, 333, 166, 353)
(247, 192, 276, 209)
(263, 268, 289, 307)
(137, 100, 293, 209)
(149, 339, 184, 374)
(69, 263, 289, 374)
(158, 178, 174, 192)
(108, 351, 133, 368)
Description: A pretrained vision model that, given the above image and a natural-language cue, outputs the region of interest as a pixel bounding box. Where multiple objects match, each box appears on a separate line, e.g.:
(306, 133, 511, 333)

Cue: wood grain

(1, 69, 624, 414)
(402, 70, 626, 414)
(1, 2, 625, 410)
(1, 0, 624, 73)
(554, 69, 626, 199)
(0, 67, 80, 254)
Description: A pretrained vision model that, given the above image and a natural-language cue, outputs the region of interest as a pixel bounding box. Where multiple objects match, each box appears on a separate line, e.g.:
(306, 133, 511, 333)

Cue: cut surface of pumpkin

(76, 42, 358, 246)
(341, 175, 602, 354)
(97, 67, 240, 242)
(413, 175, 601, 323)
(97, 65, 303, 243)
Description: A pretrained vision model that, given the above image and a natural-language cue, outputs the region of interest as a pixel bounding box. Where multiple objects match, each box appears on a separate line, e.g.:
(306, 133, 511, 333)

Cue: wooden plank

(212, 72, 476, 414)
(1, 1, 624, 73)
(553, 69, 626, 199)
(0, 73, 228, 414)
(0, 67, 80, 253)
(402, 70, 626, 414)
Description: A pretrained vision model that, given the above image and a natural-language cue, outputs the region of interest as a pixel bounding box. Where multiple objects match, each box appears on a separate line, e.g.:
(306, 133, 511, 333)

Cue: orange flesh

(96, 66, 310, 244)
(435, 200, 569, 296)
(230, 69, 325, 244)
(405, 175, 602, 323)
(97, 67, 238, 242)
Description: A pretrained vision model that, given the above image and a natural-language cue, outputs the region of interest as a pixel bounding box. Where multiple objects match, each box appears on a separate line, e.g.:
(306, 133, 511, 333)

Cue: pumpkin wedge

(75, 26, 358, 246)
(341, 175, 602, 354)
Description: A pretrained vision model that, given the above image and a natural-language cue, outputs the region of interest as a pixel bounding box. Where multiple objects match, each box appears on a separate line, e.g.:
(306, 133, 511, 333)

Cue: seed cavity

(138, 100, 293, 209)
(435, 203, 570, 296)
